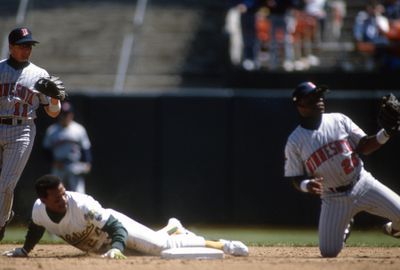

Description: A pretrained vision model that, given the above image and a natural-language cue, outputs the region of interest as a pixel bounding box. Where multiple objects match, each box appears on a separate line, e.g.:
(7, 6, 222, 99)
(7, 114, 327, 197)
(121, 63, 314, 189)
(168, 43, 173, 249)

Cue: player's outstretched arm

(355, 94, 400, 155)
(356, 135, 384, 155)
(2, 220, 46, 257)
(2, 247, 28, 257)
(100, 215, 128, 259)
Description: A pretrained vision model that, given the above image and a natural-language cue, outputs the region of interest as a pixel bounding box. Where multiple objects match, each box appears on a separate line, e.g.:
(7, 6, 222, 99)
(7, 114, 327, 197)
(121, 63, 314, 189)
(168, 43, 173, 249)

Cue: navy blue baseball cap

(292, 81, 328, 102)
(8, 27, 39, 45)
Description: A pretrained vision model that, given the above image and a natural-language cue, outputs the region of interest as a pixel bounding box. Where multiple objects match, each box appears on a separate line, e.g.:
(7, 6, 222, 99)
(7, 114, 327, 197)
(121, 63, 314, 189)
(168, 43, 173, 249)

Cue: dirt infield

(1, 245, 399, 270)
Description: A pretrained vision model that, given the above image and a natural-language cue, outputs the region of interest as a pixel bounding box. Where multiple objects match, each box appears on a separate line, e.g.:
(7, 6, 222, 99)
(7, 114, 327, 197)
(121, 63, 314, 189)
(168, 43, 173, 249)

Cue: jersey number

(341, 153, 359, 175)
(14, 103, 28, 117)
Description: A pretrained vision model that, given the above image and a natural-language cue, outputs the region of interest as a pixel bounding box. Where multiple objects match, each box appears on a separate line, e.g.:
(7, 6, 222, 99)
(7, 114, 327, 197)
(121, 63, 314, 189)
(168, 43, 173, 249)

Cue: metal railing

(113, 0, 149, 93)
(2, 0, 148, 93)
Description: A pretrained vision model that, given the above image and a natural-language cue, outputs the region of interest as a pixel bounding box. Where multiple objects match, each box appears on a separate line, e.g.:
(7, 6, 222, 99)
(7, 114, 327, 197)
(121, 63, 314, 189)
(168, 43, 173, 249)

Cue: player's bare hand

(101, 248, 126, 259)
(2, 247, 28, 257)
(308, 177, 323, 195)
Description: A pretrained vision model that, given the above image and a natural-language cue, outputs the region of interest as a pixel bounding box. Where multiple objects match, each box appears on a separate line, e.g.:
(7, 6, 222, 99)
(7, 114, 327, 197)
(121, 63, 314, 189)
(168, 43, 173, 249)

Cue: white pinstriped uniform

(284, 113, 400, 257)
(0, 58, 51, 227)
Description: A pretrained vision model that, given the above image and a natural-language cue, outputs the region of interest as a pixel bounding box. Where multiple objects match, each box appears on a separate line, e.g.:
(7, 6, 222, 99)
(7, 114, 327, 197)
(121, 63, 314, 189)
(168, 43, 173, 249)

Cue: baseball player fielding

(284, 81, 400, 257)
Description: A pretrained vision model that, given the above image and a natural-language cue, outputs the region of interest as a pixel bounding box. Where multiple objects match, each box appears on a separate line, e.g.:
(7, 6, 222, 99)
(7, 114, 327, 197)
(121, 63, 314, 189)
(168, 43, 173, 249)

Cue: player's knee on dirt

(319, 235, 344, 258)
(320, 245, 342, 258)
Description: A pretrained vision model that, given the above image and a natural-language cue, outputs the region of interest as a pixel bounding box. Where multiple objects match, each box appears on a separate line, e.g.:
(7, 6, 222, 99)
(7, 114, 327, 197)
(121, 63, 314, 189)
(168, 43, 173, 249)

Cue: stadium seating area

(0, 0, 397, 92)
(1, 0, 223, 92)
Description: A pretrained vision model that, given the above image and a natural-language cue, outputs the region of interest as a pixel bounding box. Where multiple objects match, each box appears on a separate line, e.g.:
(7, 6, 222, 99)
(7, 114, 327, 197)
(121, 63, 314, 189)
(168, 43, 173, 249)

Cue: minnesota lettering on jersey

(0, 83, 35, 105)
(305, 139, 357, 175)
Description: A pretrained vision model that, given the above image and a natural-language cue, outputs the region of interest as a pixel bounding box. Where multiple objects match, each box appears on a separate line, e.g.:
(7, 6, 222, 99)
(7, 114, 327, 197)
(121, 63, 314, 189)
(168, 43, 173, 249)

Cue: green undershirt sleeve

(22, 220, 46, 253)
(101, 215, 128, 252)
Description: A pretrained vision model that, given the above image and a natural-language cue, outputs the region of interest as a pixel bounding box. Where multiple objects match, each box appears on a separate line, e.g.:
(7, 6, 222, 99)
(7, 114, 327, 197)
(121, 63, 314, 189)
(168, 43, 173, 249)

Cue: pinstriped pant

(319, 169, 400, 257)
(0, 123, 36, 227)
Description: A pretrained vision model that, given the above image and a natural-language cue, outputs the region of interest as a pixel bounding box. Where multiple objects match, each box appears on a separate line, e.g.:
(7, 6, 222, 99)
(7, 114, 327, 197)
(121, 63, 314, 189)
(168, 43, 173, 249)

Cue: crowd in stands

(225, 0, 346, 71)
(225, 0, 400, 72)
(354, 0, 400, 71)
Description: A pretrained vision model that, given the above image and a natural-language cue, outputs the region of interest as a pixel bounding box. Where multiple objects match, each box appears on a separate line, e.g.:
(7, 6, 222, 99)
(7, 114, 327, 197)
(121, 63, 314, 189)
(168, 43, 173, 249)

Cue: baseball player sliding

(0, 27, 65, 241)
(2, 175, 249, 259)
(284, 81, 400, 257)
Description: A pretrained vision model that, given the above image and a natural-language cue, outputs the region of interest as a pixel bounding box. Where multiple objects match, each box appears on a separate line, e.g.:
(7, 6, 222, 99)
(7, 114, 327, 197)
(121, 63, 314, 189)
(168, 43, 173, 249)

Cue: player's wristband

(48, 101, 61, 112)
(300, 179, 311, 193)
(376, 129, 390, 144)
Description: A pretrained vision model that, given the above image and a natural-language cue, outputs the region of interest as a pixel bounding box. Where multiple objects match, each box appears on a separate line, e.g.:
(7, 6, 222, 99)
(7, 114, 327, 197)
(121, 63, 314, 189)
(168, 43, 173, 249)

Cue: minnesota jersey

(284, 113, 367, 188)
(0, 59, 50, 119)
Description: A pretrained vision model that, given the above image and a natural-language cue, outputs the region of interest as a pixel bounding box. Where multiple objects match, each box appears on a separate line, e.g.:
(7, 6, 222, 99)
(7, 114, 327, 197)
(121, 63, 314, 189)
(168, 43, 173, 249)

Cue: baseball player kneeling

(2, 175, 248, 259)
(285, 81, 400, 258)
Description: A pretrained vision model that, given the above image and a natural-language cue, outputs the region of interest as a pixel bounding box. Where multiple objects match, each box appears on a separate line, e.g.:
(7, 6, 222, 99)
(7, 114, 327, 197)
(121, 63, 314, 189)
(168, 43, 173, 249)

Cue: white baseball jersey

(284, 112, 400, 257)
(32, 192, 111, 252)
(284, 113, 366, 190)
(0, 58, 52, 227)
(0, 59, 50, 119)
(32, 192, 207, 255)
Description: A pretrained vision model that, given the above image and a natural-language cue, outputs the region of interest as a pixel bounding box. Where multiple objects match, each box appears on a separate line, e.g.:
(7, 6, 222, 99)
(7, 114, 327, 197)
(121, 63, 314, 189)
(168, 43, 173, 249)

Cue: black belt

(0, 118, 23, 125)
(329, 180, 358, 193)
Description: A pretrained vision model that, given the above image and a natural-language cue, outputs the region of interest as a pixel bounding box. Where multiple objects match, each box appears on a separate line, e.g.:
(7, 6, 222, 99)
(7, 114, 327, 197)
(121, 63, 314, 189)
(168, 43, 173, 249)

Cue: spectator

(325, 0, 346, 42)
(302, 0, 328, 67)
(383, 0, 400, 20)
(304, 0, 327, 42)
(353, 0, 390, 70)
(291, 4, 318, 70)
(225, 0, 262, 70)
(43, 102, 92, 194)
(265, 0, 297, 71)
(383, 0, 400, 69)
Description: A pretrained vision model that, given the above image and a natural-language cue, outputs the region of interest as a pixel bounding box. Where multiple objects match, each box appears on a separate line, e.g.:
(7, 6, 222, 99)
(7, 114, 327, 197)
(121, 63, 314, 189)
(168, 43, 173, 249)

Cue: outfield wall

(14, 89, 400, 227)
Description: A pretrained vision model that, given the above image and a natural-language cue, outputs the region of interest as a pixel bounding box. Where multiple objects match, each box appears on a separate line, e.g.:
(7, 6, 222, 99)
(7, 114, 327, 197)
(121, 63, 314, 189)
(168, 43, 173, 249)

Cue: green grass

(3, 226, 64, 244)
(187, 226, 400, 247)
(3, 226, 400, 247)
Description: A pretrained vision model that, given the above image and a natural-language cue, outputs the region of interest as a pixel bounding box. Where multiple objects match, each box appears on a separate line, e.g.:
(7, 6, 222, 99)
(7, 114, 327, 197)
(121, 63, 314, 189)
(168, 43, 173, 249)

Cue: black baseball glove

(378, 93, 400, 136)
(34, 76, 67, 101)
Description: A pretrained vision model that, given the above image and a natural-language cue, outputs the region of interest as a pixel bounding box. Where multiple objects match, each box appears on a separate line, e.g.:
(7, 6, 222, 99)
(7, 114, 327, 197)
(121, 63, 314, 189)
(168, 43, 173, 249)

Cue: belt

(328, 174, 361, 193)
(0, 118, 23, 125)
(329, 183, 354, 193)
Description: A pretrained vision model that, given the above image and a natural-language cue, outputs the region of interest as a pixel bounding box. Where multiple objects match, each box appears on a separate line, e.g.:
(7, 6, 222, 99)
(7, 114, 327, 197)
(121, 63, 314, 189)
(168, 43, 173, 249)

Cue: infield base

(160, 247, 224, 260)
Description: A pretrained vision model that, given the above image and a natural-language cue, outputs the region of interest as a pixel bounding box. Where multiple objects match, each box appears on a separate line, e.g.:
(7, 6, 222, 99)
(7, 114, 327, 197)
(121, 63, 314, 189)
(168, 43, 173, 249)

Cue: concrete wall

(13, 90, 400, 227)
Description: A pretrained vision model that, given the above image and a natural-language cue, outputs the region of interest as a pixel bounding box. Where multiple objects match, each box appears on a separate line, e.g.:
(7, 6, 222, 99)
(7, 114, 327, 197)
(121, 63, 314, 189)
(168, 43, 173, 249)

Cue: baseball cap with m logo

(8, 27, 39, 45)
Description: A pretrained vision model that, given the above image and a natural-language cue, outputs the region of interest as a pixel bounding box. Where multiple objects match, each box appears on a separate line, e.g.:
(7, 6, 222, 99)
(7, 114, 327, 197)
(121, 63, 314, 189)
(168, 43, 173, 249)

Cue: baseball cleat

(0, 211, 15, 241)
(220, 239, 249, 256)
(343, 218, 354, 243)
(165, 218, 196, 236)
(383, 222, 400, 238)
